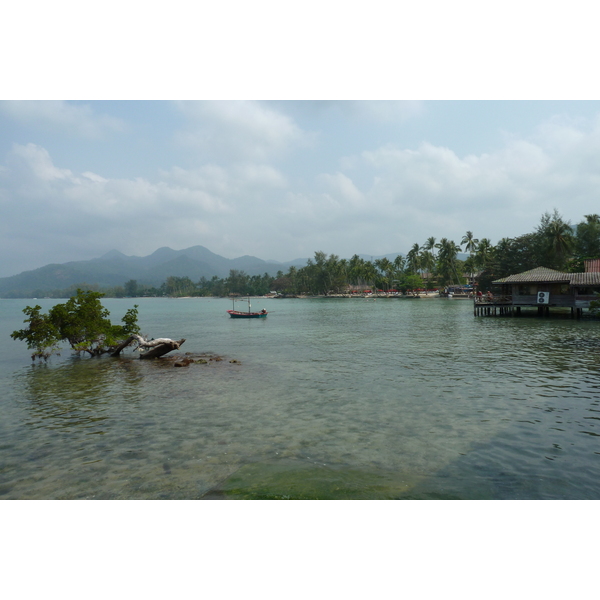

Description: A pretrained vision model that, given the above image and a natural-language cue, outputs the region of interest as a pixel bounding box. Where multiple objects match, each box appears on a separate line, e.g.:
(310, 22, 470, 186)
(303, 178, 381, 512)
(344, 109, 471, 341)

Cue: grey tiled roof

(493, 267, 570, 284)
(493, 266, 600, 287)
(569, 272, 600, 286)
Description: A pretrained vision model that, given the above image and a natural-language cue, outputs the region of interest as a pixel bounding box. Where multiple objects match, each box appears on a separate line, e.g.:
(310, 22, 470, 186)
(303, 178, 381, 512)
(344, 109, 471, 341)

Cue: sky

(2, 3, 599, 279)
(2, 99, 600, 278)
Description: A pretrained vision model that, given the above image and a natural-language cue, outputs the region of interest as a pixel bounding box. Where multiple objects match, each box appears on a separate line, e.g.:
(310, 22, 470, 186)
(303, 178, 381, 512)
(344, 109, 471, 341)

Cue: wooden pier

(473, 299, 585, 318)
(473, 299, 514, 317)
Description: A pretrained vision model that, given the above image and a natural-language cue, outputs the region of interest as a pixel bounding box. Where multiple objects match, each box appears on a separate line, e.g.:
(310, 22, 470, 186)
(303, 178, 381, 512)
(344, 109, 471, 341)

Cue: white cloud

(301, 116, 600, 254)
(173, 100, 311, 162)
(0, 145, 224, 270)
(3, 106, 600, 278)
(0, 101, 125, 139)
(0, 143, 293, 274)
(9, 142, 77, 182)
(82, 171, 108, 183)
(318, 172, 365, 207)
(231, 164, 288, 190)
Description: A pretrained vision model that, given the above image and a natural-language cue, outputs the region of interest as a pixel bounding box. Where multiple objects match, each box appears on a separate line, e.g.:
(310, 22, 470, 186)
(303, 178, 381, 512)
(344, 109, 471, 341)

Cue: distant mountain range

(0, 246, 310, 297)
(1, 246, 460, 297)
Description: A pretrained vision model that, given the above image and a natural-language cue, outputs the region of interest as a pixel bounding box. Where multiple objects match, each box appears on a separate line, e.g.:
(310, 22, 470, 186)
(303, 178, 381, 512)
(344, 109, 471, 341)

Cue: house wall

(511, 280, 574, 307)
(511, 294, 578, 307)
(514, 283, 570, 295)
(573, 293, 597, 309)
(511, 288, 596, 308)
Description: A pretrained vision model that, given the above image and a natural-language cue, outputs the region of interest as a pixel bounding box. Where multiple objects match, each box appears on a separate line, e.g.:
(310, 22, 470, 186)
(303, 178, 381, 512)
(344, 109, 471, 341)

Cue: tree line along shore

(6, 210, 599, 300)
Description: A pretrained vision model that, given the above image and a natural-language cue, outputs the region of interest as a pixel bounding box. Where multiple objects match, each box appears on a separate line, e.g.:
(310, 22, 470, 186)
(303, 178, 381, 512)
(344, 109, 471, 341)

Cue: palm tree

(338, 258, 349, 291)
(420, 250, 436, 289)
(362, 261, 378, 291)
(348, 254, 372, 290)
(423, 237, 437, 259)
(436, 238, 462, 286)
(463, 255, 478, 282)
(393, 254, 406, 272)
(546, 218, 574, 270)
(475, 238, 493, 271)
(347, 254, 362, 287)
(461, 231, 479, 289)
(461, 231, 479, 255)
(406, 243, 421, 274)
(575, 215, 600, 260)
(375, 257, 394, 291)
(535, 209, 574, 269)
(325, 253, 344, 293)
(286, 265, 298, 295)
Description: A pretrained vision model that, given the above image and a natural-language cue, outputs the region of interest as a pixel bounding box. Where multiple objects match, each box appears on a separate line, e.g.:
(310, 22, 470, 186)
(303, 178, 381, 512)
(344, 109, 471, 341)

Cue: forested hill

(0, 245, 308, 297)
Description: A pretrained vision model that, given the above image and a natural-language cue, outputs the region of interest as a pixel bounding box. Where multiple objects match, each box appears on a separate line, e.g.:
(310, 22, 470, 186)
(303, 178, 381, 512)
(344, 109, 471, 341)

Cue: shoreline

(3, 292, 474, 301)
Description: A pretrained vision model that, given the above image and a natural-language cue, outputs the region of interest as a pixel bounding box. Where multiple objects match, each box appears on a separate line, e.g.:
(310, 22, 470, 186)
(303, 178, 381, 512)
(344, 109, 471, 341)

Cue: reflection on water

(21, 359, 145, 433)
(1, 297, 600, 499)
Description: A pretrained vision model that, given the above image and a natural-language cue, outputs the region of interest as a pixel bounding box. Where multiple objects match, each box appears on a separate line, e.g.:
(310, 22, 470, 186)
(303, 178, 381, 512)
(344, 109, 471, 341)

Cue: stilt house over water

(475, 260, 600, 317)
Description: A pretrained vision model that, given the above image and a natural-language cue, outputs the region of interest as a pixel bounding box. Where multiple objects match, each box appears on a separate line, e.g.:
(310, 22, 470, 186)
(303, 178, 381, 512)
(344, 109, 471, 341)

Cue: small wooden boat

(227, 298, 268, 318)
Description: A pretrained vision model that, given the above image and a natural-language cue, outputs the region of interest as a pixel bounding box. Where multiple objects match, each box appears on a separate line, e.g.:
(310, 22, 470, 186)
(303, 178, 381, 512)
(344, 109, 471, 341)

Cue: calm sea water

(1, 296, 600, 499)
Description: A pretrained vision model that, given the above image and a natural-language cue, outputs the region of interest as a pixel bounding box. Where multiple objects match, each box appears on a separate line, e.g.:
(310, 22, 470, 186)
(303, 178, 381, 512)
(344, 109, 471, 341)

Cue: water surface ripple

(1, 297, 599, 499)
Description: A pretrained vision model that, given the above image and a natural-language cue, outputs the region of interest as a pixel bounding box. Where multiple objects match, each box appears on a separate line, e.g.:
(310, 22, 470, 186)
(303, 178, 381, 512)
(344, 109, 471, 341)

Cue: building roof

(569, 272, 600, 286)
(585, 259, 600, 272)
(493, 267, 570, 284)
(493, 266, 600, 287)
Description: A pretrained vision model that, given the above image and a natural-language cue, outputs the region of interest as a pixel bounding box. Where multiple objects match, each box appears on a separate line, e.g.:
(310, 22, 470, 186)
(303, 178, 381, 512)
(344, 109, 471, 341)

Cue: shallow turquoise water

(1, 296, 600, 499)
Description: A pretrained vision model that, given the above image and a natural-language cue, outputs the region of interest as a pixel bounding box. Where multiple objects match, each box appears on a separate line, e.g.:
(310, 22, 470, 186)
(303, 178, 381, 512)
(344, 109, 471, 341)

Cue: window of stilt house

(517, 284, 537, 295)
(552, 284, 570, 294)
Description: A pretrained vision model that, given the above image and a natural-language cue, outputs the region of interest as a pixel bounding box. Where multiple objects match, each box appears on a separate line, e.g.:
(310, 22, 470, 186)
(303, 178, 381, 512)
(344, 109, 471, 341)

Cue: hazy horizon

(3, 100, 600, 278)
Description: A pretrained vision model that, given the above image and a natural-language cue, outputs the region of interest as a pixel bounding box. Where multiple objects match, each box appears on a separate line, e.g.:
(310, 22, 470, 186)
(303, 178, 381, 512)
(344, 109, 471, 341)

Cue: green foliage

(435, 238, 462, 286)
(11, 289, 140, 360)
(573, 214, 600, 265)
(461, 231, 479, 254)
(589, 293, 600, 316)
(405, 243, 421, 273)
(480, 233, 542, 285)
(535, 209, 574, 270)
(396, 273, 424, 292)
(124, 279, 138, 296)
(10, 305, 61, 360)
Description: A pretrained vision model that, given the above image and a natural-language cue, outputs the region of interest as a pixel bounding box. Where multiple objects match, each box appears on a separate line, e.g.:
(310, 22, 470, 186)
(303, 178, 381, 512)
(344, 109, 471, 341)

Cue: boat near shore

(227, 298, 268, 318)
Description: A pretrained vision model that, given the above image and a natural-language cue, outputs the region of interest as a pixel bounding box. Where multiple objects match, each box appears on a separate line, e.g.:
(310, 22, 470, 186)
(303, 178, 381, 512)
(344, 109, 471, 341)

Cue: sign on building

(537, 291, 550, 304)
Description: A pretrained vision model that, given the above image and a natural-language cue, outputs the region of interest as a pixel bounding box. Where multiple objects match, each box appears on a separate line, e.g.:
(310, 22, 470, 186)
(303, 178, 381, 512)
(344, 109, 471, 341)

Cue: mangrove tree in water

(10, 289, 144, 360)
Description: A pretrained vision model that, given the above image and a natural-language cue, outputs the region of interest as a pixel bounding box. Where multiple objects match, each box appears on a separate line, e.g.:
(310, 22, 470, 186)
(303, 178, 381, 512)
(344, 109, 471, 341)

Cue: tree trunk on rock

(111, 335, 186, 358)
(139, 338, 185, 359)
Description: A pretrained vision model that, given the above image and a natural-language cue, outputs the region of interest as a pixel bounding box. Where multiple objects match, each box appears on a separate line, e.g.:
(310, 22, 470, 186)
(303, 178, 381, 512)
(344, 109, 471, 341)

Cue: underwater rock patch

(201, 459, 423, 500)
